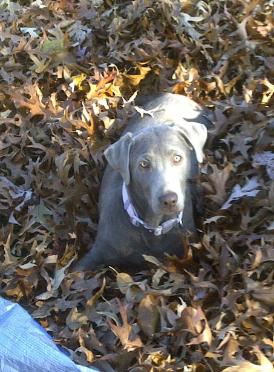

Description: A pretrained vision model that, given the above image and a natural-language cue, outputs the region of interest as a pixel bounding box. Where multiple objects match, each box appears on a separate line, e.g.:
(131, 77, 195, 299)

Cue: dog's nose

(159, 192, 178, 208)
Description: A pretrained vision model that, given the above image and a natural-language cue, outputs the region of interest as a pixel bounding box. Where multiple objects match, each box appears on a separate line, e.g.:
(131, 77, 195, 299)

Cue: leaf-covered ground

(0, 1, 273, 371)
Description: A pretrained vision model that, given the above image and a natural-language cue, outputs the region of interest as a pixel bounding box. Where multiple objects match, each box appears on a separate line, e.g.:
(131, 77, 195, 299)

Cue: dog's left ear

(177, 122, 207, 163)
(104, 133, 133, 185)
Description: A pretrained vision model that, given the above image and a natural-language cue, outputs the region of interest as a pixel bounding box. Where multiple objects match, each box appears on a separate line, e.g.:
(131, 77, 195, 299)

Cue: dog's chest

(137, 227, 185, 257)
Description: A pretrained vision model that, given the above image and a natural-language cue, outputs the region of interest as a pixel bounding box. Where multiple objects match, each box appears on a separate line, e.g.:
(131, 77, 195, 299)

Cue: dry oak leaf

(222, 177, 261, 210)
(124, 65, 151, 87)
(12, 84, 45, 118)
(223, 347, 273, 372)
(137, 294, 160, 337)
(205, 163, 232, 205)
(108, 299, 143, 351)
(247, 279, 274, 306)
(180, 306, 212, 346)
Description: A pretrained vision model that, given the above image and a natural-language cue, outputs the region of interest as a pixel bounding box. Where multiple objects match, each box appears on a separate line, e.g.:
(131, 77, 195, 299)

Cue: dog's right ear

(104, 133, 133, 185)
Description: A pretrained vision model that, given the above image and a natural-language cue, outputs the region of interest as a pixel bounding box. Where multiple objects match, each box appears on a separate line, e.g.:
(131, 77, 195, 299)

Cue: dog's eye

(139, 160, 150, 169)
(173, 155, 182, 163)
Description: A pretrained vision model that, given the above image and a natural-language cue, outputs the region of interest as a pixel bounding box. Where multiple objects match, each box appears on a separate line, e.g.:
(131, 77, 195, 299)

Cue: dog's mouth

(158, 204, 183, 216)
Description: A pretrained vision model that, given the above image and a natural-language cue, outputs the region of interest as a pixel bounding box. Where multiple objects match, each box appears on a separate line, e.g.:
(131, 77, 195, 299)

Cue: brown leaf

(137, 294, 160, 337)
(12, 84, 45, 118)
(108, 299, 143, 351)
(124, 65, 151, 87)
(66, 307, 89, 330)
(250, 285, 274, 306)
(223, 347, 273, 372)
(180, 307, 212, 346)
(116, 272, 134, 294)
(205, 163, 233, 205)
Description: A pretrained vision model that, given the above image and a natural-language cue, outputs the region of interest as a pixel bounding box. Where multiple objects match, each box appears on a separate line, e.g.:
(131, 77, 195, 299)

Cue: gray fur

(74, 93, 210, 271)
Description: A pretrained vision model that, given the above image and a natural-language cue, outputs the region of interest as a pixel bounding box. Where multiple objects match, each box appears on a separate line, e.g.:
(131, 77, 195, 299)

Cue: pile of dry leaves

(0, 0, 273, 371)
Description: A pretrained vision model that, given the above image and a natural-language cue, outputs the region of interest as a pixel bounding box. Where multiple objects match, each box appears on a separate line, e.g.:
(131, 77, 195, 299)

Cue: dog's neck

(124, 182, 180, 228)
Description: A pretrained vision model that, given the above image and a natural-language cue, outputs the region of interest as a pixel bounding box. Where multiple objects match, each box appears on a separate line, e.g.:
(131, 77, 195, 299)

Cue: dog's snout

(159, 192, 178, 208)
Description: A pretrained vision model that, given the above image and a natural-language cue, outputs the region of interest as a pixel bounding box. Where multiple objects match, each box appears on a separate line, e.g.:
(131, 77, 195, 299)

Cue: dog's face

(104, 122, 207, 217)
(129, 126, 192, 215)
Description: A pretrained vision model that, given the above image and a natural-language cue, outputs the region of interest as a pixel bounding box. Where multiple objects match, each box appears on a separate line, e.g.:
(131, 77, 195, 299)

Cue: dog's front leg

(72, 241, 108, 272)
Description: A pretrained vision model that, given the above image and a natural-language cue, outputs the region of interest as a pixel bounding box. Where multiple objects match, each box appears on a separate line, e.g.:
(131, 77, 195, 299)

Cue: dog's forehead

(132, 125, 186, 153)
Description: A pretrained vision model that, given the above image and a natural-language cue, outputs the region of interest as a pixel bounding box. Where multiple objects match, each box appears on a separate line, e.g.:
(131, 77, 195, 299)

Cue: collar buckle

(154, 226, 163, 236)
(131, 218, 139, 227)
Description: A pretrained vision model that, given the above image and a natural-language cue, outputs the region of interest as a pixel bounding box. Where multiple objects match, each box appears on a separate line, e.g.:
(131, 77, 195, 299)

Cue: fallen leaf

(222, 177, 261, 209)
(137, 294, 160, 337)
(108, 299, 143, 351)
(179, 307, 212, 346)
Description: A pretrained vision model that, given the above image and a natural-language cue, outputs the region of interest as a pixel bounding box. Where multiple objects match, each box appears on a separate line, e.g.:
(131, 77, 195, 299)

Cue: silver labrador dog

(75, 93, 210, 271)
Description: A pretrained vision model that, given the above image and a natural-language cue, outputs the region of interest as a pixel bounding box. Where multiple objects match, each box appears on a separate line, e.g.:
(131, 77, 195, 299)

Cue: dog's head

(104, 122, 207, 217)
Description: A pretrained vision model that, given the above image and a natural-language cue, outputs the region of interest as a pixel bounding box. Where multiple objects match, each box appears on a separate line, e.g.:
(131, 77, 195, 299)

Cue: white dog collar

(122, 182, 183, 236)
